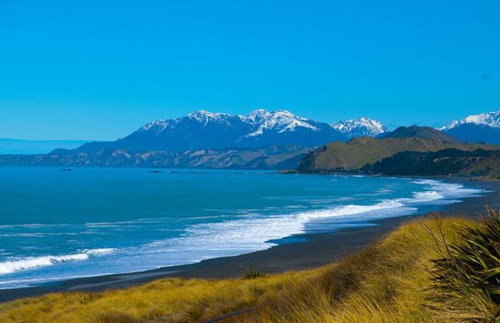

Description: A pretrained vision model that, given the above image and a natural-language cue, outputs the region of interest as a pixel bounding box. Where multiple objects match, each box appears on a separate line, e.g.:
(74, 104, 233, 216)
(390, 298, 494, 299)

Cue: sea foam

(142, 180, 483, 268)
(0, 248, 115, 275)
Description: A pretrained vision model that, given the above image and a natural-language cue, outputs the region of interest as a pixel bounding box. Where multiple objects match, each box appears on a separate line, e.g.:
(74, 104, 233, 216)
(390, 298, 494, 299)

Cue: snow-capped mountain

(246, 109, 319, 136)
(331, 117, 388, 138)
(72, 109, 354, 153)
(41, 109, 390, 169)
(442, 111, 500, 130)
(12, 109, 500, 170)
(142, 109, 322, 138)
(135, 110, 388, 150)
(441, 111, 500, 144)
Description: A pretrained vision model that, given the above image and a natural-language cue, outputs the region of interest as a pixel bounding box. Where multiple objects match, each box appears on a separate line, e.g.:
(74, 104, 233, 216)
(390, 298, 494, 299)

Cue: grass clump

(428, 208, 500, 322)
(241, 270, 267, 280)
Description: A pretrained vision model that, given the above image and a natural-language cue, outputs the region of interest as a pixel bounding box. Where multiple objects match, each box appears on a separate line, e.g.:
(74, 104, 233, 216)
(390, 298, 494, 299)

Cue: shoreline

(0, 178, 498, 303)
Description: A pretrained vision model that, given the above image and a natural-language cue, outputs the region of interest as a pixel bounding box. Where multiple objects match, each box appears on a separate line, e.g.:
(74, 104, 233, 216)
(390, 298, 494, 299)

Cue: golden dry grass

(0, 214, 498, 323)
(240, 216, 470, 323)
(0, 271, 314, 322)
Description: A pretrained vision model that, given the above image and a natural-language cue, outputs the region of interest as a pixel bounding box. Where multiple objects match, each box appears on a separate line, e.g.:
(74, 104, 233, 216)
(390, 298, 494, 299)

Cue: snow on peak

(188, 110, 231, 122)
(246, 109, 273, 122)
(141, 119, 169, 132)
(442, 111, 500, 129)
(139, 110, 387, 141)
(244, 109, 318, 136)
(331, 117, 388, 137)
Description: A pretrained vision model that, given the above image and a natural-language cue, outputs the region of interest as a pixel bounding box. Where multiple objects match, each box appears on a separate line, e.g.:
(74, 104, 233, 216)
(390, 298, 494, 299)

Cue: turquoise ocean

(0, 167, 483, 289)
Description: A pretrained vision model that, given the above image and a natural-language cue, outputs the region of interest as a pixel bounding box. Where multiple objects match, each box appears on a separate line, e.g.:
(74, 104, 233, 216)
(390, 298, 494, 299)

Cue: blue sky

(0, 0, 499, 140)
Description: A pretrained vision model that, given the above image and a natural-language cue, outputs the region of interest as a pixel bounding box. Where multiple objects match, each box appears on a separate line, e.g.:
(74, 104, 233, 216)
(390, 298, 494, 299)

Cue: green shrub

(241, 270, 267, 280)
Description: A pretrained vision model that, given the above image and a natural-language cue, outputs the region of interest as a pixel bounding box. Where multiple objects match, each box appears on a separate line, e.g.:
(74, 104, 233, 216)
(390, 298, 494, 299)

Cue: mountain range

(62, 109, 387, 154)
(0, 110, 389, 169)
(0, 109, 498, 170)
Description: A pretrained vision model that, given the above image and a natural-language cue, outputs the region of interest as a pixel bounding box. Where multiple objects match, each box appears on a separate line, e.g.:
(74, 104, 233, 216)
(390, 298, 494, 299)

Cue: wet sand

(0, 178, 498, 302)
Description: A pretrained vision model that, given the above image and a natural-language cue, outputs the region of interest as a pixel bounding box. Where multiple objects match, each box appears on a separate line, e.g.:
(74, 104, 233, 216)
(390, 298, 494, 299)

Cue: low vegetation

(298, 126, 499, 173)
(0, 210, 498, 322)
(247, 210, 499, 323)
(365, 148, 500, 177)
(428, 208, 500, 321)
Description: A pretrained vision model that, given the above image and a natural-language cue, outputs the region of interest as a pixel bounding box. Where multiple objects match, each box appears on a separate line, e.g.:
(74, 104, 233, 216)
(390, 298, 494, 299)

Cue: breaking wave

(0, 249, 115, 275)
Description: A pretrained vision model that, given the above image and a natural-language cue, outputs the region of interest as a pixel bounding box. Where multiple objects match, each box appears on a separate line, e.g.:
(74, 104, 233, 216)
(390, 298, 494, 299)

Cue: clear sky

(0, 0, 499, 140)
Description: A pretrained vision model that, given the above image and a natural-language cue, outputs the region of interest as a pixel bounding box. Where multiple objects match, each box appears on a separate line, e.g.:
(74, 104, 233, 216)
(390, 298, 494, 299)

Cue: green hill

(298, 126, 498, 172)
(380, 125, 459, 142)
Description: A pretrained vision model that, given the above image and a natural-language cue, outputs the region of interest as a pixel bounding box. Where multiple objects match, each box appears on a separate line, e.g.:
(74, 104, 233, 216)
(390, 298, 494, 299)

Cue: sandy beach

(1, 178, 498, 303)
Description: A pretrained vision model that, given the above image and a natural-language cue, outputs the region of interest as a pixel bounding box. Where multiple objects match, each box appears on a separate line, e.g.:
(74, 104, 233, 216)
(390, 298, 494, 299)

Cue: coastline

(0, 178, 498, 303)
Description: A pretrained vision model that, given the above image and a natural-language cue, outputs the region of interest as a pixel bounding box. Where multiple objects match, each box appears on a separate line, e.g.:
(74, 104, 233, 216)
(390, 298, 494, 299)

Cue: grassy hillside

(380, 125, 460, 142)
(299, 136, 497, 172)
(1, 210, 498, 322)
(298, 126, 499, 172)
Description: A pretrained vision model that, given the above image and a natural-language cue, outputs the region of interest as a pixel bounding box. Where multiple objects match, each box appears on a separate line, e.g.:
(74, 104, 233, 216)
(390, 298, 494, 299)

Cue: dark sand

(1, 178, 498, 302)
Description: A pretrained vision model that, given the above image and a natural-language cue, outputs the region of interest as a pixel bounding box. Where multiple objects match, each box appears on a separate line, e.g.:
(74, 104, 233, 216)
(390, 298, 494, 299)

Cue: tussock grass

(428, 208, 500, 322)
(0, 272, 313, 323)
(244, 212, 499, 323)
(0, 211, 498, 323)
(243, 216, 467, 323)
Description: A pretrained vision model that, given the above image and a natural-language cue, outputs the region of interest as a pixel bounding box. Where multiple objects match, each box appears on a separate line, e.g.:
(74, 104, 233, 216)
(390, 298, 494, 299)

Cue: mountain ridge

(0, 109, 391, 169)
(440, 111, 500, 144)
(57, 109, 387, 154)
(381, 126, 459, 142)
(441, 111, 500, 130)
(0, 145, 312, 169)
(298, 125, 499, 173)
(2, 110, 499, 170)
(331, 117, 388, 138)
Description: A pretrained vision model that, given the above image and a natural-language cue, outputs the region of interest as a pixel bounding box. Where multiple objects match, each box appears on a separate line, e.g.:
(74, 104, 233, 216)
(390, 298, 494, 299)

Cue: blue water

(0, 167, 483, 289)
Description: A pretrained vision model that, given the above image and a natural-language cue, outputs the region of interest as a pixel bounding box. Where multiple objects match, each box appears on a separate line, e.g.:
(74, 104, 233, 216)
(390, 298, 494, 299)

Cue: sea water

(0, 167, 483, 289)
